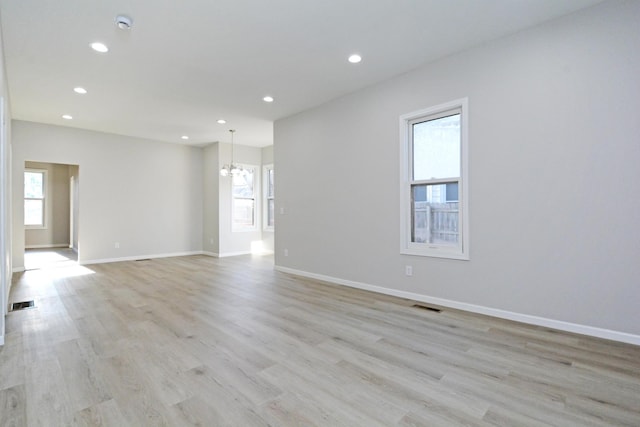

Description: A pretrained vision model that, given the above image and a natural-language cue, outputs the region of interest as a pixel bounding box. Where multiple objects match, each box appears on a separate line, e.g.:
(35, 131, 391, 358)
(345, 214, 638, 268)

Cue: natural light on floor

(24, 248, 78, 270)
(23, 264, 95, 279)
(251, 240, 268, 254)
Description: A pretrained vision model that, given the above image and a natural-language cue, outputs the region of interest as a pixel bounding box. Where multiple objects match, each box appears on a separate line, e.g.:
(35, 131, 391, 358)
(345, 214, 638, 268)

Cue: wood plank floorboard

(1, 254, 639, 426)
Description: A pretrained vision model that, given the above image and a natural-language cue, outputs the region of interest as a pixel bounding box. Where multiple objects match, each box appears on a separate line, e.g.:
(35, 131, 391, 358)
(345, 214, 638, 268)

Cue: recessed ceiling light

(181, 135, 189, 140)
(348, 54, 362, 64)
(263, 96, 274, 103)
(73, 87, 87, 94)
(217, 119, 226, 124)
(62, 114, 73, 120)
(90, 42, 109, 53)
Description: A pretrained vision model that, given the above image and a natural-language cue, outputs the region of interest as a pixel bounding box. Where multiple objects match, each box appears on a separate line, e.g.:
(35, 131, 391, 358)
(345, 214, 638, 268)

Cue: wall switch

(405, 265, 413, 276)
(115, 242, 120, 249)
(284, 248, 289, 257)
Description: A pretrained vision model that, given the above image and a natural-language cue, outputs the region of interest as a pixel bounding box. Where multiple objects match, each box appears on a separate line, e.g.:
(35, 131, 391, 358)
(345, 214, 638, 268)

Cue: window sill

(25, 225, 47, 230)
(401, 246, 469, 261)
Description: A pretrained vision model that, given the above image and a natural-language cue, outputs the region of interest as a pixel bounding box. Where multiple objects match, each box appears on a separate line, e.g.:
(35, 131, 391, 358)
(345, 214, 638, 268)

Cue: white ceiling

(0, 0, 604, 147)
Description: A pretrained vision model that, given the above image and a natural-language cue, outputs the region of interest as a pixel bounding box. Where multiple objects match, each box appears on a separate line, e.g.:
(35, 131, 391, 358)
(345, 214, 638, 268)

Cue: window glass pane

(25, 172, 44, 198)
(25, 199, 44, 226)
(413, 113, 460, 180)
(445, 182, 458, 202)
(412, 183, 459, 245)
(232, 169, 254, 197)
(267, 169, 274, 198)
(267, 199, 275, 227)
(233, 199, 255, 227)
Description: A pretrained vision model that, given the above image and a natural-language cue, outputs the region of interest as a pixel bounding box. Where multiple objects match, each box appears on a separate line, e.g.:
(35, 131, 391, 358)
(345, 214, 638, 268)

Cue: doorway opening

(23, 161, 79, 270)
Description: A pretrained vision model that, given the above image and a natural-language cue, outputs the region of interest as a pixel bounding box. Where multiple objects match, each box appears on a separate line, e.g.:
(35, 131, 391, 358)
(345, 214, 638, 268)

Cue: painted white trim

(263, 164, 275, 231)
(399, 98, 470, 260)
(25, 243, 70, 249)
(202, 251, 219, 257)
(275, 265, 640, 346)
(80, 251, 203, 266)
(0, 96, 7, 344)
(12, 266, 25, 273)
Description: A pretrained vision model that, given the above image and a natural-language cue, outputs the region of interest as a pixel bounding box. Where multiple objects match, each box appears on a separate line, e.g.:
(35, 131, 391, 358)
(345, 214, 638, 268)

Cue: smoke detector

(115, 15, 133, 30)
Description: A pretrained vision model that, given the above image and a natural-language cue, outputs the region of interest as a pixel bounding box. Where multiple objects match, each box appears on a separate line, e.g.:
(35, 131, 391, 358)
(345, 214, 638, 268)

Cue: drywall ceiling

(0, 0, 604, 147)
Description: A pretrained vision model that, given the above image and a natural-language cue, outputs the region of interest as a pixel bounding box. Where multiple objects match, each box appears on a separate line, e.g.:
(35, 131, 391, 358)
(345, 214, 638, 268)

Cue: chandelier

(220, 129, 244, 177)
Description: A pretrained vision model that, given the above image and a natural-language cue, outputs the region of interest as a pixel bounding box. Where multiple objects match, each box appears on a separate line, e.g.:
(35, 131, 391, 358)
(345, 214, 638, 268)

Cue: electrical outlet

(115, 242, 120, 249)
(280, 207, 285, 215)
(284, 248, 289, 257)
(210, 238, 214, 245)
(405, 265, 413, 276)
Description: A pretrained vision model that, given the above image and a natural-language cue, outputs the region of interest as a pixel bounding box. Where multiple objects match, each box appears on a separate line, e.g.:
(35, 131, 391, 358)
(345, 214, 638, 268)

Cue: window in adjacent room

(24, 169, 47, 228)
(232, 166, 257, 230)
(400, 98, 469, 259)
(264, 165, 274, 230)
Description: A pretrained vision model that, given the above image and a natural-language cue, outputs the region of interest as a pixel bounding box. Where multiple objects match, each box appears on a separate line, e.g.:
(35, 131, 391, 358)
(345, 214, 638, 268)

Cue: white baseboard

(275, 265, 640, 346)
(202, 251, 219, 257)
(81, 251, 203, 266)
(12, 266, 25, 273)
(25, 243, 70, 249)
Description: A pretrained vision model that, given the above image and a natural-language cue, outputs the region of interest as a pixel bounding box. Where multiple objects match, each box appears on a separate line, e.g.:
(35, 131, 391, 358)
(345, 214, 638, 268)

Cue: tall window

(24, 169, 46, 228)
(264, 165, 274, 230)
(400, 98, 469, 259)
(232, 166, 256, 230)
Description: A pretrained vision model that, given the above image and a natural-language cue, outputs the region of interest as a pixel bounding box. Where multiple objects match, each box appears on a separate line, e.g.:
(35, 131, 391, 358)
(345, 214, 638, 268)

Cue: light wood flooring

(1, 255, 639, 426)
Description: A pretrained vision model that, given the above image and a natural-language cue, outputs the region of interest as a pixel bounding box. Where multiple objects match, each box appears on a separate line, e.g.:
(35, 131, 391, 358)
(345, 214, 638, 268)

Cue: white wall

(12, 121, 203, 268)
(274, 1, 640, 341)
(203, 143, 220, 255)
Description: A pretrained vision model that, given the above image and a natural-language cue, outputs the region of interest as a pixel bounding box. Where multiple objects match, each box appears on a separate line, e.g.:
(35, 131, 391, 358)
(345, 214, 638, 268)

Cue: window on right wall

(232, 166, 257, 231)
(400, 98, 469, 260)
(263, 164, 274, 231)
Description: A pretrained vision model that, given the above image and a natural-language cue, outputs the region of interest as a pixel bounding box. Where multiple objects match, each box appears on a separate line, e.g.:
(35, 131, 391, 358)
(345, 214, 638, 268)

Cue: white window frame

(24, 168, 47, 229)
(232, 164, 259, 232)
(399, 98, 469, 260)
(263, 164, 274, 231)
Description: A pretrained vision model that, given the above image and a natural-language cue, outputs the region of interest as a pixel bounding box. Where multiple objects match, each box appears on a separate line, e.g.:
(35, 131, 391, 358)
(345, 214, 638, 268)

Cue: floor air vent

(412, 304, 442, 313)
(135, 259, 152, 262)
(11, 300, 35, 311)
